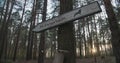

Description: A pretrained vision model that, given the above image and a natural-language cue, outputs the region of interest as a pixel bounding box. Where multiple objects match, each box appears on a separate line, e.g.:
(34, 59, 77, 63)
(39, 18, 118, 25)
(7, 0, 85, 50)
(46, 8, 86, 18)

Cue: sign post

(33, 1, 102, 32)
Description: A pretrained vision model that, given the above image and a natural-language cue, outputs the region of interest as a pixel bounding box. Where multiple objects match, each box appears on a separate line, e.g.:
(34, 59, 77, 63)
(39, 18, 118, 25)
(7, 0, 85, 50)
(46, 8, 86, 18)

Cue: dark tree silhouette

(58, 0, 76, 63)
(103, 0, 120, 63)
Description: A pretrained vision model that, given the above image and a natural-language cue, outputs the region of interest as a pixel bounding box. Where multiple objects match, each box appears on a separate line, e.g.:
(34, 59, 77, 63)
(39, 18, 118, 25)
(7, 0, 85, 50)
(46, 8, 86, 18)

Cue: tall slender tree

(38, 0, 47, 63)
(0, 0, 16, 61)
(58, 0, 76, 63)
(26, 0, 37, 60)
(0, 0, 6, 24)
(13, 0, 27, 61)
(103, 0, 120, 63)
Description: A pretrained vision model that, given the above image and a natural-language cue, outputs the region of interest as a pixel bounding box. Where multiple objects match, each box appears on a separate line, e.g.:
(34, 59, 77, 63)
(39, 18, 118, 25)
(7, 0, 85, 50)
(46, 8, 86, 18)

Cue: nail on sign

(33, 1, 102, 32)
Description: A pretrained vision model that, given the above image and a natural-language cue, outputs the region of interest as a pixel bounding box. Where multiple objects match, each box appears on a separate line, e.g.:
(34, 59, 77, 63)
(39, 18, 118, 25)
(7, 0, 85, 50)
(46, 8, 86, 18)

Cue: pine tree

(103, 0, 120, 63)
(38, 0, 47, 63)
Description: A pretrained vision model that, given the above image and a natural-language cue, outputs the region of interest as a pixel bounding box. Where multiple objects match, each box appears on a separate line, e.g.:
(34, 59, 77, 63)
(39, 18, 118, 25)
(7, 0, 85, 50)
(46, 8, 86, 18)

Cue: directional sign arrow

(33, 1, 102, 32)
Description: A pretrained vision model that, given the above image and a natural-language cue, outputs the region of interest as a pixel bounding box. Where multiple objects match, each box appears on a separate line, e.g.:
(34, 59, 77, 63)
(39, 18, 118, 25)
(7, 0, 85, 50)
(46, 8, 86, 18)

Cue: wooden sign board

(33, 1, 102, 32)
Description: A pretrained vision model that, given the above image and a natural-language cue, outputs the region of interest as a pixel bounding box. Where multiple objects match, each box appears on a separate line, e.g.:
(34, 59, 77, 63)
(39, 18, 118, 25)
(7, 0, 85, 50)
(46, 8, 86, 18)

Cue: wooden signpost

(33, 1, 101, 32)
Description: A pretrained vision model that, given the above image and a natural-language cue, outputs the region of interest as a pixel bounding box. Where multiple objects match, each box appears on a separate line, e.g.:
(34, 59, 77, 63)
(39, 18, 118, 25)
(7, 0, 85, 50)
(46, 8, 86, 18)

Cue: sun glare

(92, 47, 97, 54)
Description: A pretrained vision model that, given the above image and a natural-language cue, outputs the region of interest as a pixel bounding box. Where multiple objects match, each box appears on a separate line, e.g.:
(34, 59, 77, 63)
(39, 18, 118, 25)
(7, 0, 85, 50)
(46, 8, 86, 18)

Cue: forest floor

(14, 56, 115, 63)
(14, 59, 52, 63)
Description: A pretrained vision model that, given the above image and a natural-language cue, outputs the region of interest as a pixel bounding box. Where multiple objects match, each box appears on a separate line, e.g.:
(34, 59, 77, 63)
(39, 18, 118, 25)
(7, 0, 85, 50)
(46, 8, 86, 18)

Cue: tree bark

(103, 0, 120, 63)
(38, 0, 47, 63)
(58, 0, 76, 63)
(0, 0, 7, 24)
(12, 0, 27, 61)
(0, 0, 15, 61)
(26, 0, 37, 60)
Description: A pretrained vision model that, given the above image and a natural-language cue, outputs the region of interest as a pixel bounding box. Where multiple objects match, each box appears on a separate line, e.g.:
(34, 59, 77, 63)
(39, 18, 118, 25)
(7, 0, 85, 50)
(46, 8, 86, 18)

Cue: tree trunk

(93, 15, 100, 55)
(103, 0, 120, 63)
(58, 0, 76, 63)
(0, 0, 7, 24)
(0, 0, 15, 61)
(86, 17, 93, 56)
(38, 0, 47, 63)
(0, 0, 10, 61)
(78, 21, 82, 57)
(12, 0, 27, 61)
(26, 0, 36, 60)
(33, 34, 37, 59)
